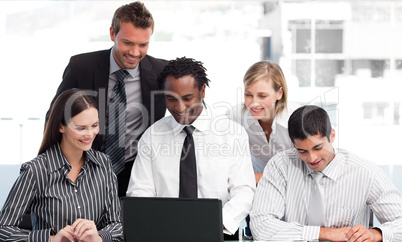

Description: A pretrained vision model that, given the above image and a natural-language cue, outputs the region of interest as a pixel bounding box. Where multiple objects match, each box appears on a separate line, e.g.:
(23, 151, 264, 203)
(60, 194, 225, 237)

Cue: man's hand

(346, 225, 382, 242)
(319, 227, 350, 241)
(320, 225, 382, 242)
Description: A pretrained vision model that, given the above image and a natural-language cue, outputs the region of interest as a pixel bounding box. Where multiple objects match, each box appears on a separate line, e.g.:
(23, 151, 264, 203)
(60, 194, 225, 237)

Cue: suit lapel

(139, 56, 159, 119)
(94, 49, 111, 146)
(94, 49, 111, 92)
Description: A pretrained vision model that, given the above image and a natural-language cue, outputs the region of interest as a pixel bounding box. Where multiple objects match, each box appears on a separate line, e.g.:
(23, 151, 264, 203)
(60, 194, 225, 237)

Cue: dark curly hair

(111, 1, 154, 35)
(156, 57, 211, 91)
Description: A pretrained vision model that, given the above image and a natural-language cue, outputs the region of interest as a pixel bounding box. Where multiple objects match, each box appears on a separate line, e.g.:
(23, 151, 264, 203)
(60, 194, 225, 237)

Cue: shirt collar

(274, 106, 290, 128)
(85, 149, 103, 167)
(244, 105, 289, 135)
(47, 143, 68, 172)
(171, 106, 212, 136)
(321, 148, 341, 181)
(47, 143, 102, 173)
(109, 48, 139, 79)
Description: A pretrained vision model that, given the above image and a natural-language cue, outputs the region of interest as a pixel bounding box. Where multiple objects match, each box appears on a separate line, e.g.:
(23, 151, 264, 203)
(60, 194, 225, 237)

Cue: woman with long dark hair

(0, 89, 122, 241)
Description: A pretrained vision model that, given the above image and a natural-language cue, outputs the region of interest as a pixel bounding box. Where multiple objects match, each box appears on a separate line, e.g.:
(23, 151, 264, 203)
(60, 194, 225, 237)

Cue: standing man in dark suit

(47, 1, 167, 197)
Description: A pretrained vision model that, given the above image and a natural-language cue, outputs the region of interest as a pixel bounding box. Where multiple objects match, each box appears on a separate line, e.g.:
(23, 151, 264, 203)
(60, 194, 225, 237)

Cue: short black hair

(288, 105, 332, 143)
(156, 57, 210, 90)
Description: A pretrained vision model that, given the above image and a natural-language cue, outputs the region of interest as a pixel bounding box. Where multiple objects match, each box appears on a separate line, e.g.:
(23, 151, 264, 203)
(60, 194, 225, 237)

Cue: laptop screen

(121, 197, 224, 242)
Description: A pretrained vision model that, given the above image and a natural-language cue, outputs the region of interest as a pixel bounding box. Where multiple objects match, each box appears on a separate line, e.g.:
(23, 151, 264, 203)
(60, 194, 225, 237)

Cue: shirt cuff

(375, 226, 392, 242)
(99, 230, 113, 242)
(222, 211, 238, 235)
(28, 229, 52, 242)
(302, 225, 320, 241)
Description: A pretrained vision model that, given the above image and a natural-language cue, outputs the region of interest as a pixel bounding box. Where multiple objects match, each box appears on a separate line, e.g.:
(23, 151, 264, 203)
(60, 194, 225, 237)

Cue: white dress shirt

(126, 107, 256, 234)
(250, 148, 402, 241)
(227, 103, 298, 173)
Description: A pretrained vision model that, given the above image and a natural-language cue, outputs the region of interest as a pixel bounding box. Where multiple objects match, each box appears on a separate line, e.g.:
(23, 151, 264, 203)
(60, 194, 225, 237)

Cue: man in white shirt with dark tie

(126, 57, 255, 239)
(250, 105, 402, 242)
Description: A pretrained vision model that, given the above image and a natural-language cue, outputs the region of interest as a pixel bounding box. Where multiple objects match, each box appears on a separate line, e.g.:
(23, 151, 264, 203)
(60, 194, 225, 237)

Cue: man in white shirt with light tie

(126, 57, 256, 239)
(250, 105, 402, 241)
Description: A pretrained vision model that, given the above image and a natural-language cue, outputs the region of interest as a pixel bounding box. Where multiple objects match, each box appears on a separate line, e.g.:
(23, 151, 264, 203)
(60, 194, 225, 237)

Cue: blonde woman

(228, 61, 298, 183)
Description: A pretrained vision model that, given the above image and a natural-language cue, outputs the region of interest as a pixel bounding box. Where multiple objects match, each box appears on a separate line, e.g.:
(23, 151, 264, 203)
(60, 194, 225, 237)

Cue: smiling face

(244, 79, 283, 122)
(110, 21, 152, 69)
(293, 129, 336, 172)
(59, 107, 99, 154)
(164, 75, 205, 125)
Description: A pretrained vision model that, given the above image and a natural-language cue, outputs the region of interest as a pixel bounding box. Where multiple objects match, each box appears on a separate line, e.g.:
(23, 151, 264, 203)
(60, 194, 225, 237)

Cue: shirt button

(78, 206, 81, 209)
(74, 189, 78, 193)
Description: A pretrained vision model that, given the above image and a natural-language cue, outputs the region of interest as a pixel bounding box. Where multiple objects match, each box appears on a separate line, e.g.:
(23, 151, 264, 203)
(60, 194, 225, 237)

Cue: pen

(347, 213, 357, 242)
(350, 213, 357, 228)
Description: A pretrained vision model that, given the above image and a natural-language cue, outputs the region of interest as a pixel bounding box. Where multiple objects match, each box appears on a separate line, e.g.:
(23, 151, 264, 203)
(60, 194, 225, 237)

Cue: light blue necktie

(308, 172, 325, 226)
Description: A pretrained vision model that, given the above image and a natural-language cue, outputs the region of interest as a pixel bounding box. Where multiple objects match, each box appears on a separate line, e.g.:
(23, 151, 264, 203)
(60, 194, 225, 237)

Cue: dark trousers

(244, 215, 252, 239)
(117, 160, 134, 197)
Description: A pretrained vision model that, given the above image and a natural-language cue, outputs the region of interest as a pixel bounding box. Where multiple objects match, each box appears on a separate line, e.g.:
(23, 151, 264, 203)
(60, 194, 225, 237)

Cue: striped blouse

(0, 144, 123, 241)
(250, 148, 402, 241)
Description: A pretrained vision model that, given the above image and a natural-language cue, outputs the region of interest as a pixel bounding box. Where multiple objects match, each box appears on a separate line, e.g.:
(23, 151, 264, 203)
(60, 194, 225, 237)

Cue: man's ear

(200, 84, 206, 100)
(329, 128, 336, 143)
(110, 27, 116, 42)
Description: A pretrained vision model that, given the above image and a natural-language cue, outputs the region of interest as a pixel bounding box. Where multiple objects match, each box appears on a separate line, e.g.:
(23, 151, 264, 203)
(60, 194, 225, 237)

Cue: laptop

(121, 197, 224, 242)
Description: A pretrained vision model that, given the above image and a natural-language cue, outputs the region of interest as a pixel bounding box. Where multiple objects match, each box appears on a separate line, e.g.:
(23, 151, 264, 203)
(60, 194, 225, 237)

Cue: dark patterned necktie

(179, 125, 198, 198)
(105, 69, 129, 175)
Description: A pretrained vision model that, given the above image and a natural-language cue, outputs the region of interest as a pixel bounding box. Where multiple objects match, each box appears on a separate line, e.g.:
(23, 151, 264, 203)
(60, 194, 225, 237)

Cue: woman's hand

(51, 225, 76, 242)
(71, 218, 102, 242)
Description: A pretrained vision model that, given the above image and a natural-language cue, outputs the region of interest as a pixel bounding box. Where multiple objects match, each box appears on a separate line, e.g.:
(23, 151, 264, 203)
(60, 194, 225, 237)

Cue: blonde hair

(243, 60, 288, 115)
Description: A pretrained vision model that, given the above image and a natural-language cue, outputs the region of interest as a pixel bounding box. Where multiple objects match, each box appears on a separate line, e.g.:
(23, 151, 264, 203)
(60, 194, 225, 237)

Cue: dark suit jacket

(47, 49, 167, 157)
